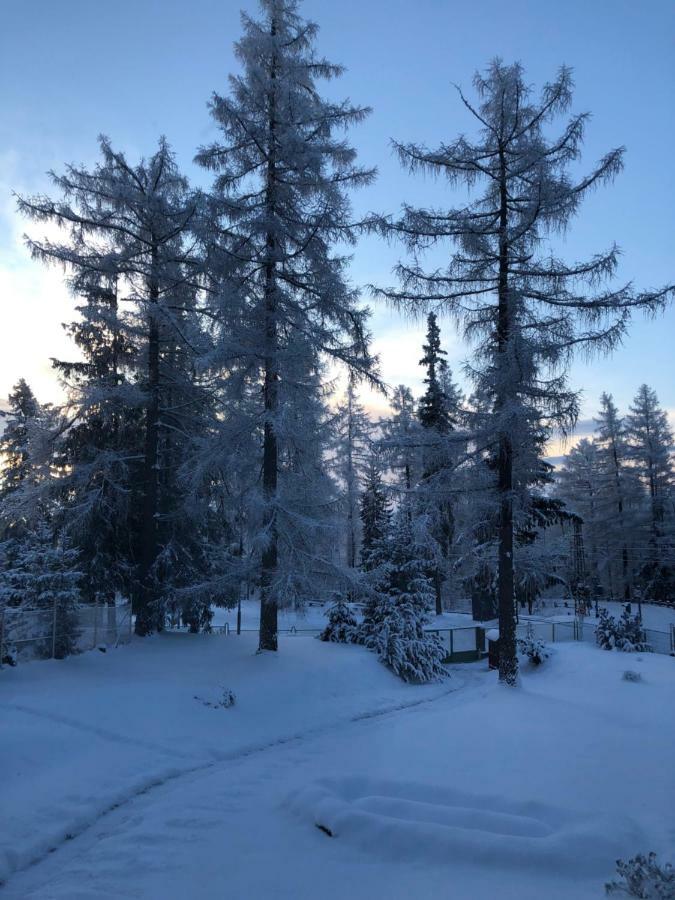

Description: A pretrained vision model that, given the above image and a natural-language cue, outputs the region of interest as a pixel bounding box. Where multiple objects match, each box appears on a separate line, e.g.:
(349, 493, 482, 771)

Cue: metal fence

(0, 599, 133, 667)
(163, 612, 675, 664)
(427, 618, 675, 663)
(514, 617, 675, 656)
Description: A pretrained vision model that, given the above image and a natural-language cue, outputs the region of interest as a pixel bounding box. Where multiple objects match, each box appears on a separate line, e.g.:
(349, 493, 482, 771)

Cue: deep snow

(1, 631, 673, 899)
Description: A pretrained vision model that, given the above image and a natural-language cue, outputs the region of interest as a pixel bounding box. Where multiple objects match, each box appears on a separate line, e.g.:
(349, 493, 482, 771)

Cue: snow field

(1, 633, 674, 898)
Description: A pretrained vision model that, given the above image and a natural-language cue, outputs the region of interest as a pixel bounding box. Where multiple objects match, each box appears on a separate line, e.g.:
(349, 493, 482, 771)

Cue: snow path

(1, 635, 473, 887)
(2, 702, 195, 761)
(3, 637, 673, 899)
(3, 667, 500, 900)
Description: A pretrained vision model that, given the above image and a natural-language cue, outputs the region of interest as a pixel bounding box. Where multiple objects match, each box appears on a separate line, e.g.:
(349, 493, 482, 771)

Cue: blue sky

(1, 0, 673, 442)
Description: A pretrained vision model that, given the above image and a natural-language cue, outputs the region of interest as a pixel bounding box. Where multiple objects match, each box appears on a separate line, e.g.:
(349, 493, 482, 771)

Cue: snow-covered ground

(210, 598, 675, 635)
(2, 632, 673, 898)
(210, 599, 482, 633)
(526, 600, 675, 632)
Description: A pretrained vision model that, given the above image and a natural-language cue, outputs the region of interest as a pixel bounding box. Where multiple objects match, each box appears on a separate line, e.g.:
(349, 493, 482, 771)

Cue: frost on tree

(334, 373, 371, 571)
(373, 60, 672, 686)
(416, 313, 463, 615)
(626, 385, 675, 605)
(359, 449, 392, 571)
(18, 139, 219, 635)
(360, 511, 446, 683)
(195, 0, 376, 651)
(0, 522, 81, 662)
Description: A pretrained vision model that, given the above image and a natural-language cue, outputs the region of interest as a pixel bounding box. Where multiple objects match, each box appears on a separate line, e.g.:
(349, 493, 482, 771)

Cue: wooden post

(0, 608, 5, 669)
(93, 599, 99, 648)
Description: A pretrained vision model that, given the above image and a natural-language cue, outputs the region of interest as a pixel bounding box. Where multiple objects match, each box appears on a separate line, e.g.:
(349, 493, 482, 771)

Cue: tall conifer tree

(196, 0, 376, 650)
(374, 61, 671, 684)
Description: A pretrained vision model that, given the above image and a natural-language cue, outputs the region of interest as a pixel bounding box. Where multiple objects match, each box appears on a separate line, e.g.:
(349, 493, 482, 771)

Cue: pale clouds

(0, 155, 77, 405)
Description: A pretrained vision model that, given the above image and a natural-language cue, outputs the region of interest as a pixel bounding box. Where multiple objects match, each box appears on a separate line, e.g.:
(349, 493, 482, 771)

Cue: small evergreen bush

(517, 623, 550, 666)
(597, 607, 617, 650)
(605, 852, 674, 898)
(615, 605, 652, 653)
(320, 597, 358, 644)
(596, 605, 652, 653)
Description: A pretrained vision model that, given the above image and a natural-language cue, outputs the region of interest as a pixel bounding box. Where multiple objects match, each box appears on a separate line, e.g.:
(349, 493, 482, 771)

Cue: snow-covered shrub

(219, 689, 236, 708)
(517, 623, 550, 666)
(367, 593, 447, 684)
(195, 688, 236, 709)
(319, 597, 358, 643)
(614, 605, 652, 653)
(605, 852, 674, 898)
(597, 607, 617, 650)
(598, 605, 652, 653)
(0, 523, 82, 661)
(622, 670, 642, 683)
(358, 513, 447, 684)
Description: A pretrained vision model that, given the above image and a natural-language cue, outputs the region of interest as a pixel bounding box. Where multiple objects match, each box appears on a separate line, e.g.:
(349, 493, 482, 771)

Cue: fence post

(52, 598, 58, 659)
(93, 599, 99, 648)
(0, 608, 4, 669)
(129, 601, 133, 641)
(551, 622, 556, 643)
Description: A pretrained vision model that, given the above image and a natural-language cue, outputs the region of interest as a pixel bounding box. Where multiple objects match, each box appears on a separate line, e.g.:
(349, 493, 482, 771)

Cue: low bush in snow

(517, 623, 550, 666)
(622, 670, 643, 683)
(605, 852, 674, 898)
(195, 688, 236, 709)
(596, 605, 652, 653)
(319, 597, 358, 644)
(597, 608, 618, 650)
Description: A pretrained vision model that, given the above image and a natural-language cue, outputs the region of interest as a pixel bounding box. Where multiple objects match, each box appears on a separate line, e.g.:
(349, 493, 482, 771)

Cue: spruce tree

(0, 520, 81, 661)
(418, 313, 450, 431)
(18, 138, 211, 634)
(196, 0, 376, 650)
(359, 450, 391, 570)
(626, 385, 675, 604)
(380, 385, 421, 500)
(0, 380, 40, 505)
(417, 318, 463, 614)
(361, 511, 446, 683)
(374, 61, 671, 685)
(594, 393, 638, 600)
(335, 373, 371, 569)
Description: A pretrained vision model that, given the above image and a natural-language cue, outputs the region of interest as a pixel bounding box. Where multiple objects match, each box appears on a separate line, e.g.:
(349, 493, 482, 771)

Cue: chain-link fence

(428, 618, 675, 663)
(0, 599, 133, 667)
(513, 617, 675, 655)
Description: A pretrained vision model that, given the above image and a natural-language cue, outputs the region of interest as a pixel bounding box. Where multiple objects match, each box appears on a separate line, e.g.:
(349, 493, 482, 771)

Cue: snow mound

(289, 776, 642, 874)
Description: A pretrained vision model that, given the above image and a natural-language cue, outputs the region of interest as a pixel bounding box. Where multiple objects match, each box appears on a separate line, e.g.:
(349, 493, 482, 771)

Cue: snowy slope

(0, 632, 455, 886)
(2, 637, 673, 898)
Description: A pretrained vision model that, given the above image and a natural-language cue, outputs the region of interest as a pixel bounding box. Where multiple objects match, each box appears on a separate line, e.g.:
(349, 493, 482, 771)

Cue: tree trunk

(434, 570, 443, 617)
(496, 150, 518, 685)
(136, 244, 161, 636)
(612, 446, 630, 600)
(259, 19, 279, 652)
